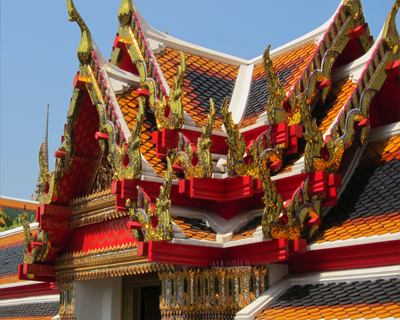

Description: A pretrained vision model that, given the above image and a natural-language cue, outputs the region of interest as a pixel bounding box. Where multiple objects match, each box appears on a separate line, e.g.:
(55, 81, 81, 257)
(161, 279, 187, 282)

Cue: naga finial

(343, 0, 362, 20)
(263, 45, 288, 124)
(43, 104, 49, 167)
(383, 0, 400, 53)
(118, 0, 134, 27)
(67, 0, 93, 64)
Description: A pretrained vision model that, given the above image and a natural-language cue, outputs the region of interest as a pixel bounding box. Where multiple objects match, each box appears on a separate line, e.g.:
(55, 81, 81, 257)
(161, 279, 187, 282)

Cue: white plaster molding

(147, 38, 166, 54)
(170, 235, 268, 248)
(0, 195, 38, 205)
(181, 124, 228, 137)
(247, 1, 344, 66)
(132, 0, 344, 68)
(0, 281, 44, 289)
(368, 122, 400, 141)
(309, 232, 400, 251)
(239, 116, 269, 134)
(0, 294, 59, 306)
(0, 223, 38, 238)
(235, 265, 400, 319)
(183, 112, 197, 126)
(106, 66, 140, 94)
(235, 276, 293, 320)
(172, 222, 186, 239)
(229, 64, 254, 125)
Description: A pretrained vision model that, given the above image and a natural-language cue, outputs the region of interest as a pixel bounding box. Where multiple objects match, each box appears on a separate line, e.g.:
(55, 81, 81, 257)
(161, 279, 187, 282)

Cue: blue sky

(0, 0, 398, 200)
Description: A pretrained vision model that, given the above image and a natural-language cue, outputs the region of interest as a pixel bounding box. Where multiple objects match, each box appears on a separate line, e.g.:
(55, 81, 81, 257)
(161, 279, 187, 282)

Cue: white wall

(74, 277, 122, 320)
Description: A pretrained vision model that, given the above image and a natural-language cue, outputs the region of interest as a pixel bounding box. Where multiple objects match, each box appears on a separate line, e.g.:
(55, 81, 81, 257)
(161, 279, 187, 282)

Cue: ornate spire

(118, 0, 134, 27)
(67, 0, 93, 64)
(32, 104, 50, 201)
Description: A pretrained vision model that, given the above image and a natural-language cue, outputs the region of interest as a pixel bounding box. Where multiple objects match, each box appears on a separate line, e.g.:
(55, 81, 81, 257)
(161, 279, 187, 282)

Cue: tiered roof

(6, 0, 399, 319)
(314, 135, 400, 243)
(257, 278, 400, 320)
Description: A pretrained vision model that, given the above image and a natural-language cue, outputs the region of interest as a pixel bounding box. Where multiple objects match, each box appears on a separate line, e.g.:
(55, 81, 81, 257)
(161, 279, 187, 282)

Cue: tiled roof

(0, 229, 37, 285)
(313, 135, 400, 243)
(232, 216, 261, 241)
(241, 42, 317, 128)
(0, 198, 37, 221)
(257, 278, 400, 320)
(172, 216, 216, 241)
(0, 245, 24, 277)
(155, 48, 239, 131)
(274, 79, 355, 176)
(117, 87, 167, 176)
(0, 302, 59, 319)
(312, 78, 355, 135)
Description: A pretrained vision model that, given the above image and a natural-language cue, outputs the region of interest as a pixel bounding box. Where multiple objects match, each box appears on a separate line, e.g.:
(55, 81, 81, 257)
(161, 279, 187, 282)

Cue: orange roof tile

(312, 78, 355, 135)
(172, 216, 216, 241)
(232, 216, 261, 241)
(241, 42, 317, 128)
(155, 48, 239, 131)
(116, 87, 168, 177)
(312, 135, 400, 243)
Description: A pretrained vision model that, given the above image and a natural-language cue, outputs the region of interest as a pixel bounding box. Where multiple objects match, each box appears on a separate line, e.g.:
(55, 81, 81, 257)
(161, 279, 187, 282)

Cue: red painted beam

(18, 264, 56, 283)
(253, 173, 309, 200)
(152, 129, 229, 159)
(287, 239, 400, 273)
(138, 239, 290, 267)
(241, 125, 270, 144)
(179, 176, 253, 201)
(0, 282, 59, 299)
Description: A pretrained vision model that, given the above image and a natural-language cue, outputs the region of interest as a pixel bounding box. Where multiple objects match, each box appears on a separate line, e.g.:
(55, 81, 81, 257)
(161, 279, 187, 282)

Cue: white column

(74, 277, 122, 320)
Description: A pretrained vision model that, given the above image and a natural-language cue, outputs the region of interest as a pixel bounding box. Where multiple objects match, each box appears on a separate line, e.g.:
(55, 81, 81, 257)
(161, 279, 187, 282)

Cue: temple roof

(314, 134, 400, 243)
(256, 278, 400, 320)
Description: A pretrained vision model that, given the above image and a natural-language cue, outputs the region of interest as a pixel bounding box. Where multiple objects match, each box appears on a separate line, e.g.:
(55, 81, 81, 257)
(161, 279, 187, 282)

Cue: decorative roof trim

(0, 294, 59, 307)
(235, 265, 400, 320)
(333, 26, 386, 83)
(0, 223, 38, 239)
(132, 1, 343, 67)
(321, 121, 400, 219)
(309, 233, 400, 251)
(229, 64, 254, 126)
(92, 41, 131, 139)
(0, 195, 38, 205)
(248, 0, 344, 65)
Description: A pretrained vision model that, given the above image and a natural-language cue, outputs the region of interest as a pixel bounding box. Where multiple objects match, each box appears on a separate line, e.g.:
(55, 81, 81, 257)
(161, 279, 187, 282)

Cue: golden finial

(383, 0, 400, 53)
(67, 0, 93, 64)
(118, 0, 134, 27)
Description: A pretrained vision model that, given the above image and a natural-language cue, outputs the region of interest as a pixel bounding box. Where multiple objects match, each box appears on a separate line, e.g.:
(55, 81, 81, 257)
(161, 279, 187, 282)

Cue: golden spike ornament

(259, 149, 324, 240)
(118, 0, 134, 27)
(98, 95, 145, 180)
(129, 157, 173, 241)
(221, 97, 283, 177)
(265, 0, 373, 126)
(383, 0, 400, 53)
(302, 2, 400, 173)
(259, 151, 284, 238)
(112, 4, 186, 130)
(67, 0, 93, 65)
(173, 99, 216, 179)
(221, 97, 246, 176)
(22, 206, 32, 257)
(155, 52, 186, 130)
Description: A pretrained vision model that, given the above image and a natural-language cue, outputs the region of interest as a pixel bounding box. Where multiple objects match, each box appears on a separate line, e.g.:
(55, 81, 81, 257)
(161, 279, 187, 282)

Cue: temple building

(1, 0, 399, 319)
